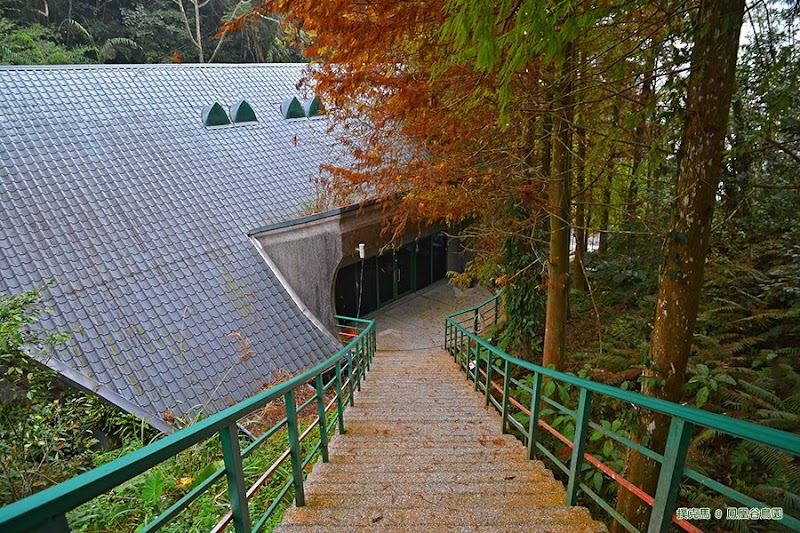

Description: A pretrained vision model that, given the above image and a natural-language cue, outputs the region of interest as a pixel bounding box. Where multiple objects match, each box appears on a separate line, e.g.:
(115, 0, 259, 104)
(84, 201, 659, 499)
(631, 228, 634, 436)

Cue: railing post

(501, 359, 512, 434)
(566, 388, 593, 506)
(494, 293, 500, 327)
(649, 418, 694, 533)
(334, 361, 346, 434)
(361, 337, 367, 370)
(285, 390, 306, 507)
(347, 352, 356, 404)
(527, 372, 543, 460)
(315, 374, 329, 463)
(461, 334, 466, 374)
(474, 344, 481, 392)
(465, 336, 472, 379)
(362, 338, 369, 375)
(485, 349, 493, 406)
(359, 337, 367, 375)
(219, 423, 251, 532)
(454, 327, 459, 362)
(355, 345, 363, 390)
(461, 329, 466, 365)
(473, 309, 479, 334)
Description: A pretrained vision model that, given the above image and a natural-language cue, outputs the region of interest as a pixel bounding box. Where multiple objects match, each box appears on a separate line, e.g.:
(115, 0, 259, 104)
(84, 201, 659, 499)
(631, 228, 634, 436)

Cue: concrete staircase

(276, 344, 606, 532)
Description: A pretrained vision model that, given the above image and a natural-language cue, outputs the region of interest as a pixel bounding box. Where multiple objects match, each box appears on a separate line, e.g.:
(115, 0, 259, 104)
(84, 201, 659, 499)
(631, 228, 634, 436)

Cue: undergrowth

(2, 285, 334, 531)
(491, 214, 800, 531)
(67, 416, 327, 532)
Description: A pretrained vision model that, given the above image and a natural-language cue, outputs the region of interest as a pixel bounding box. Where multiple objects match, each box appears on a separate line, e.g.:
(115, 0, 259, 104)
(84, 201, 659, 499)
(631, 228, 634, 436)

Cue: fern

(58, 18, 140, 63)
(741, 441, 800, 488)
(736, 380, 786, 410)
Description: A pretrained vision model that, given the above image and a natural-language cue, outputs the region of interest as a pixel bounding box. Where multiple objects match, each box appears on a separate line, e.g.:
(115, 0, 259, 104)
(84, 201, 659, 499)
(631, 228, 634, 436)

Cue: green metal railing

(446, 292, 799, 533)
(0, 315, 376, 533)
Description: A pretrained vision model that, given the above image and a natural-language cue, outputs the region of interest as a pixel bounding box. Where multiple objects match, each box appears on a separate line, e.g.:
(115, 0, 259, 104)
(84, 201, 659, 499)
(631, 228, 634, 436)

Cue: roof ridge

(0, 62, 310, 71)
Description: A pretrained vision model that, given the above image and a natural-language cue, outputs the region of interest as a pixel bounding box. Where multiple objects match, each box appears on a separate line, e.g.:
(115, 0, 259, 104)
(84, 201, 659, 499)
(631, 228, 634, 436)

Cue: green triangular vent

(202, 102, 231, 128)
(231, 100, 257, 124)
(280, 96, 305, 119)
(304, 96, 323, 118)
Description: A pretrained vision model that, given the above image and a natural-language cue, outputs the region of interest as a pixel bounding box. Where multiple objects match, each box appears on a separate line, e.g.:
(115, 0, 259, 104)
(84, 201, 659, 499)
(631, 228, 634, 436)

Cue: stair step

(326, 447, 530, 460)
(281, 504, 597, 527)
(276, 524, 604, 533)
(305, 467, 555, 485)
(326, 437, 526, 453)
(342, 417, 500, 425)
(345, 408, 495, 414)
(343, 410, 495, 418)
(300, 479, 564, 496)
(335, 425, 512, 438)
(322, 440, 522, 452)
(350, 400, 487, 406)
(308, 460, 553, 478)
(299, 490, 567, 509)
(325, 452, 537, 465)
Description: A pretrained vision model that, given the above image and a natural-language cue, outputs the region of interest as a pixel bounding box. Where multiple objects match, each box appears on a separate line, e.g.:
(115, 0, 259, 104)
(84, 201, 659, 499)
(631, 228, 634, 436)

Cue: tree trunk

(613, 1, 745, 531)
(193, 0, 204, 63)
(626, 53, 656, 220)
(625, 176, 638, 219)
(542, 45, 574, 371)
(597, 172, 612, 257)
(174, 0, 205, 63)
(573, 123, 587, 291)
(573, 49, 587, 291)
(584, 208, 592, 252)
(724, 96, 752, 218)
(598, 102, 618, 258)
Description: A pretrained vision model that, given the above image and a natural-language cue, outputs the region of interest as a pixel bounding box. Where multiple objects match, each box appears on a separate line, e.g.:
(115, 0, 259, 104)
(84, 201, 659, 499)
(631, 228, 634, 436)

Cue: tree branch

(173, 0, 202, 60)
(208, 31, 227, 63)
(763, 136, 800, 165)
(34, 1, 49, 18)
(750, 182, 800, 190)
(192, 0, 205, 63)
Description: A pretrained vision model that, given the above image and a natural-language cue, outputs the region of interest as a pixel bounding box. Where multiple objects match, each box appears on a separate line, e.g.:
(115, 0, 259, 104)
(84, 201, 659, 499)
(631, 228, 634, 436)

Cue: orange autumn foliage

(225, 0, 550, 247)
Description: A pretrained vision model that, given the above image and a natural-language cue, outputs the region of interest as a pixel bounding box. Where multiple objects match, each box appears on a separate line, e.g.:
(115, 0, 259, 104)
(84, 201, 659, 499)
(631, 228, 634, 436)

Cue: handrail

(0, 316, 377, 533)
(445, 291, 799, 533)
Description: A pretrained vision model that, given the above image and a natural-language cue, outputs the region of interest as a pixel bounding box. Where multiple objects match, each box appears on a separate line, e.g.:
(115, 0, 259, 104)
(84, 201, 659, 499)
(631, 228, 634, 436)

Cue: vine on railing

(445, 291, 799, 533)
(0, 316, 376, 533)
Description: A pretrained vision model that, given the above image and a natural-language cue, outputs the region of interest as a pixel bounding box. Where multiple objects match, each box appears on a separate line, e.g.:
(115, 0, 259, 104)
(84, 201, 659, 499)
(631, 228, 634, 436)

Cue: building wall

(252, 216, 343, 333)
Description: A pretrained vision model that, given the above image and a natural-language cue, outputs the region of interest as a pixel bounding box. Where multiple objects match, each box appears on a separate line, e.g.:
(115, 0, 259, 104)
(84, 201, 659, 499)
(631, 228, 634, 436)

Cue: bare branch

(208, 31, 227, 63)
(173, 0, 202, 61)
(34, 1, 49, 18)
(750, 182, 800, 190)
(763, 136, 800, 165)
(192, 0, 205, 63)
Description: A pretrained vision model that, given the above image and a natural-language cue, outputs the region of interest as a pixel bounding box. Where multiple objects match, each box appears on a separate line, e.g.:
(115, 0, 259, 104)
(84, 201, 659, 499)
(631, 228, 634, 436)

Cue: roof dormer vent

(280, 96, 305, 119)
(304, 96, 323, 118)
(231, 100, 257, 124)
(202, 102, 231, 128)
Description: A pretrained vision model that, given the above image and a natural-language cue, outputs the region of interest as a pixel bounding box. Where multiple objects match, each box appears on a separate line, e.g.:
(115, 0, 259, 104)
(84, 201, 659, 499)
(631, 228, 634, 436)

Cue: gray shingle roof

(0, 64, 343, 431)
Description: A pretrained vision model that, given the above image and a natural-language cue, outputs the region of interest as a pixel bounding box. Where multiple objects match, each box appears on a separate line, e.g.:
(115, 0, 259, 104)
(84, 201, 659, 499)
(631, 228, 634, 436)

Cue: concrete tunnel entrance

(250, 202, 468, 337)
